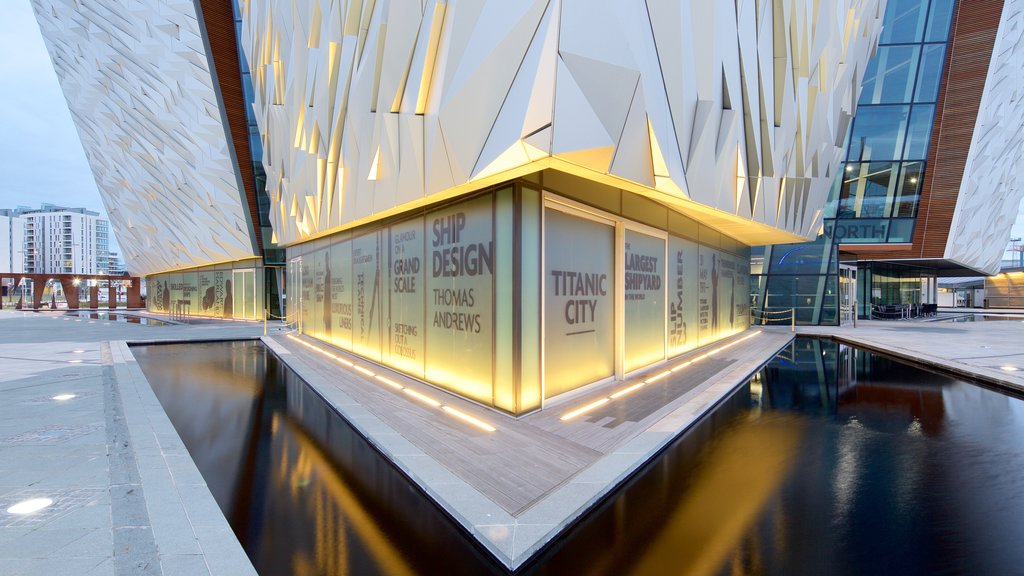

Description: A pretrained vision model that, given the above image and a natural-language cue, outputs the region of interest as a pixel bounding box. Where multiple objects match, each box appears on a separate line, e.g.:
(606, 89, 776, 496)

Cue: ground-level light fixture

(6, 498, 53, 515)
(1001, 365, 1019, 372)
(52, 394, 76, 401)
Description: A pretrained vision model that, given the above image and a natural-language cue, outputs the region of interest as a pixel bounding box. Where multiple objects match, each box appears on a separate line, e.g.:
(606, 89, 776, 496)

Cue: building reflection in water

(135, 341, 499, 576)
(136, 339, 1024, 576)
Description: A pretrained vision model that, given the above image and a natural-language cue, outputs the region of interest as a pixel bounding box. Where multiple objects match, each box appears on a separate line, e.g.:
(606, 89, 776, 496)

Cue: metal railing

(750, 307, 795, 332)
(169, 300, 190, 323)
(869, 303, 937, 320)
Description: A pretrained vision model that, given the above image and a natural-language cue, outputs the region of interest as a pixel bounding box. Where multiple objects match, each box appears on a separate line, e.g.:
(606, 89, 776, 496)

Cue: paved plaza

(1, 309, 1023, 574)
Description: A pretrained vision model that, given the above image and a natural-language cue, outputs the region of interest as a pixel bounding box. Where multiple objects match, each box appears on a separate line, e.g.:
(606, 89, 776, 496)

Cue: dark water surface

(134, 339, 1024, 575)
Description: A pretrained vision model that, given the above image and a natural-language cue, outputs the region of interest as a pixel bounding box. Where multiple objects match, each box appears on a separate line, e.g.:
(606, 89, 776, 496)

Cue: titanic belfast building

(34, 0, 895, 413)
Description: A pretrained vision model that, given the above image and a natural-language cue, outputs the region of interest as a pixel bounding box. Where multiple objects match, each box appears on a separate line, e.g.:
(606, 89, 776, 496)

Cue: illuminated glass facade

(754, 0, 958, 323)
(287, 177, 750, 415)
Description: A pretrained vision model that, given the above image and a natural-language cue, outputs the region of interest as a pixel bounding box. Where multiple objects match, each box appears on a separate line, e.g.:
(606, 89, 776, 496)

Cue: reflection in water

(63, 310, 169, 325)
(134, 341, 499, 576)
(532, 338, 1024, 575)
(135, 339, 1024, 576)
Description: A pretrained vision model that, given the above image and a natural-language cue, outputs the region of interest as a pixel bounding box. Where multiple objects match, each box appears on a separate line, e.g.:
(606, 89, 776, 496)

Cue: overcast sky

(2, 0, 1023, 262)
(0, 1, 108, 217)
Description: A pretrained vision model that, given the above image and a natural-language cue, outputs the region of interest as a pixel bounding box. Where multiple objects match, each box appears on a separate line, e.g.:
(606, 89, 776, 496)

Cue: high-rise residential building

(12, 204, 109, 275)
(0, 210, 26, 274)
(753, 0, 1024, 324)
(32, 0, 885, 413)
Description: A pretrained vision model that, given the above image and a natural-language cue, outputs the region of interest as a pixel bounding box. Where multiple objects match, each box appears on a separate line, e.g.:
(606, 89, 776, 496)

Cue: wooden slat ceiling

(197, 0, 264, 255)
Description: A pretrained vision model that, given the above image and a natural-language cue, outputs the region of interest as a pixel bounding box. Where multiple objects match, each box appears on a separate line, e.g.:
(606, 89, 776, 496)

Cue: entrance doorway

(232, 268, 257, 319)
(839, 264, 857, 325)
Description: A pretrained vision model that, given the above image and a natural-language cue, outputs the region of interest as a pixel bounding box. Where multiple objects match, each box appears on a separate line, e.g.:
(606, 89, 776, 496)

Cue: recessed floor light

(68, 360, 82, 364)
(1001, 366, 1019, 372)
(52, 394, 76, 401)
(6, 498, 53, 515)
(72, 350, 84, 354)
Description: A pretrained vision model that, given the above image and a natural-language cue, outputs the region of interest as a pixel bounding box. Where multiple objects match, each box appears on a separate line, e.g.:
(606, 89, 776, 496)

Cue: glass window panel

(887, 218, 916, 242)
(847, 106, 910, 162)
(732, 251, 751, 334)
(544, 208, 614, 398)
(914, 44, 947, 102)
(493, 188, 515, 412)
(197, 271, 223, 317)
(624, 230, 666, 373)
(667, 235, 700, 357)
(830, 219, 892, 243)
(310, 250, 326, 336)
(838, 162, 900, 218)
(388, 218, 425, 378)
(859, 46, 920, 105)
(894, 161, 924, 217)
(925, 0, 956, 42)
(698, 247, 721, 344)
(903, 105, 935, 160)
(328, 240, 352, 349)
(879, 0, 928, 44)
(766, 237, 833, 275)
(519, 187, 543, 413)
(425, 195, 495, 404)
(352, 231, 385, 362)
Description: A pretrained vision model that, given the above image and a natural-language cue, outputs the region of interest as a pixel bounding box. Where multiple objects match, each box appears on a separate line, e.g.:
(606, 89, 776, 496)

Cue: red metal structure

(0, 273, 142, 310)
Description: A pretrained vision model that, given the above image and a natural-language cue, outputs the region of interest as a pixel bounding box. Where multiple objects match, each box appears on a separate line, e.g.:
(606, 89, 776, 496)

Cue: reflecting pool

(134, 338, 1024, 575)
(63, 310, 170, 325)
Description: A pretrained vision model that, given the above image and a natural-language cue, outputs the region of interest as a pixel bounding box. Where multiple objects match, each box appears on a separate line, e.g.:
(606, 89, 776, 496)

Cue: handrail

(750, 307, 795, 332)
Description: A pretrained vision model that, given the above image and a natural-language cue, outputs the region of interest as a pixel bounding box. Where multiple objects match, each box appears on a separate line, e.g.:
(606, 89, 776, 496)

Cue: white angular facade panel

(31, 0, 258, 275)
(944, 0, 1024, 276)
(240, 0, 884, 247)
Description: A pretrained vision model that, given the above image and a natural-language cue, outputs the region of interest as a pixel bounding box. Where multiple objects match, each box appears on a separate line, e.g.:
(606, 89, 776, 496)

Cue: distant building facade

(4, 204, 109, 275)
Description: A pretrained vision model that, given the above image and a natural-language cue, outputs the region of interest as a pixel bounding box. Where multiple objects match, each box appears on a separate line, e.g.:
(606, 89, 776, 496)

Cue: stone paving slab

(0, 311, 262, 576)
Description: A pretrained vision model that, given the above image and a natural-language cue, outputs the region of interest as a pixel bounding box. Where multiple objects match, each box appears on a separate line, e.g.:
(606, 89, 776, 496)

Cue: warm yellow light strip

(442, 406, 497, 432)
(374, 375, 403, 389)
(560, 331, 763, 421)
(284, 334, 497, 432)
(561, 398, 610, 421)
(403, 388, 441, 407)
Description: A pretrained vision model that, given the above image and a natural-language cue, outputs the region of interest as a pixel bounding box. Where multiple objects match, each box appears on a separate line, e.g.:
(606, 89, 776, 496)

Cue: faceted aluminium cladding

(30, 0, 258, 276)
(239, 0, 885, 247)
(943, 0, 1024, 275)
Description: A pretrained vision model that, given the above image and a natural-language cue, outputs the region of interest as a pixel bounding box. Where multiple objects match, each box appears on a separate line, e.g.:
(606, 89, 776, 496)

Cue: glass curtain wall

(146, 260, 265, 320)
(834, 0, 956, 238)
(753, 0, 956, 324)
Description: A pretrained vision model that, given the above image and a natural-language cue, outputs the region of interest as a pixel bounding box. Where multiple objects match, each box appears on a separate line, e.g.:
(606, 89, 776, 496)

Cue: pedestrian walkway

(0, 310, 268, 576)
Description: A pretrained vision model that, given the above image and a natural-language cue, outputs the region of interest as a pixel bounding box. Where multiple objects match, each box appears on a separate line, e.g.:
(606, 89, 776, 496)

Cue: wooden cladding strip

(859, 0, 1003, 262)
(197, 0, 264, 255)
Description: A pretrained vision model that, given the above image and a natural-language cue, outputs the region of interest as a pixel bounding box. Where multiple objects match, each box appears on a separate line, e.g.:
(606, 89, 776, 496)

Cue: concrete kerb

(262, 331, 795, 570)
(108, 340, 257, 576)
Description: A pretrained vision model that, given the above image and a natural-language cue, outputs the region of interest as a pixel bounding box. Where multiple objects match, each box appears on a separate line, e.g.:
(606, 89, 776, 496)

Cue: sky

(1, 0, 1022, 263)
(0, 1, 109, 217)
